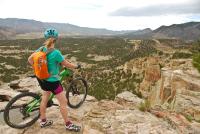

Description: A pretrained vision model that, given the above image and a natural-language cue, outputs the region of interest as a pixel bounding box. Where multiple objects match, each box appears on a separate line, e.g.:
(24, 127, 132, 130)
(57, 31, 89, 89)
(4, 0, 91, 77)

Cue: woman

(28, 28, 81, 132)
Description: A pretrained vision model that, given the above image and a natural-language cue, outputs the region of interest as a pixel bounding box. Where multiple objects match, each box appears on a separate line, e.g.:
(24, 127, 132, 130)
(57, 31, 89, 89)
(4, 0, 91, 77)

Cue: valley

(0, 37, 195, 100)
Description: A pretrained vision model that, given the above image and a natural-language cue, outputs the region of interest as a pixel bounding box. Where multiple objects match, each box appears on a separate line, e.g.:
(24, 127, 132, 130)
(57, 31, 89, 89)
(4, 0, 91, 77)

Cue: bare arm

(28, 53, 36, 66)
(61, 60, 77, 69)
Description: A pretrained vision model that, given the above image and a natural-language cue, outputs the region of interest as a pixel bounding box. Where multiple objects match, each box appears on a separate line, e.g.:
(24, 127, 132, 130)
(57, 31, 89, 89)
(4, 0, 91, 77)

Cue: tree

(193, 53, 200, 73)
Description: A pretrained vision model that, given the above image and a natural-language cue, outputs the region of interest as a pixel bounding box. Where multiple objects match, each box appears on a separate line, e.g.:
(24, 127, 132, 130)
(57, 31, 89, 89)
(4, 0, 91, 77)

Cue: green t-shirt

(36, 46, 64, 82)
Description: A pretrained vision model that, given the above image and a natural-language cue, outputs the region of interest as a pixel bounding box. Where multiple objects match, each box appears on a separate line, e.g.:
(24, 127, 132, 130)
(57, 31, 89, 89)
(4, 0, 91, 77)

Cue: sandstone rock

(7, 77, 41, 93)
(18, 77, 41, 93)
(151, 110, 197, 134)
(184, 68, 200, 78)
(144, 65, 161, 82)
(0, 97, 184, 134)
(170, 59, 186, 67)
(107, 109, 177, 134)
(138, 57, 200, 129)
(9, 80, 20, 89)
(191, 122, 200, 134)
(0, 125, 23, 134)
(83, 125, 104, 134)
(85, 95, 97, 102)
(0, 95, 11, 102)
(0, 89, 19, 111)
(146, 57, 161, 78)
(98, 100, 123, 112)
(115, 91, 143, 105)
(1, 57, 200, 134)
(139, 57, 161, 98)
(0, 95, 11, 111)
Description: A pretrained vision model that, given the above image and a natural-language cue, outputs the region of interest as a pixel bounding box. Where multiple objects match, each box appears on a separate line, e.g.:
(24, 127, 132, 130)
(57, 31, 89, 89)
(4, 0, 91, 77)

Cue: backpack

(32, 47, 54, 79)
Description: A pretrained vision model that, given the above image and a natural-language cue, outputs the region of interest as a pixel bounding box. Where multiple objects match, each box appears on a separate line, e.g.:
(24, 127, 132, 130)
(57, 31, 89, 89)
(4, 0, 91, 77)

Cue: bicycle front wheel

(3, 92, 40, 129)
(66, 77, 88, 108)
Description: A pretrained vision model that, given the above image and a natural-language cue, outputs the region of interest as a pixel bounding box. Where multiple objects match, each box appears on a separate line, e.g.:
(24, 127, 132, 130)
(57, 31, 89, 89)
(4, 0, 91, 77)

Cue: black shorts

(37, 78, 63, 95)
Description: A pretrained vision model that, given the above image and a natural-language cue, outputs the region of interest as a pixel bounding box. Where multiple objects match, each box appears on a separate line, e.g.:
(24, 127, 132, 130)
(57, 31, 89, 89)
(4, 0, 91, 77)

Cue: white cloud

(0, 0, 199, 30)
(110, 0, 200, 16)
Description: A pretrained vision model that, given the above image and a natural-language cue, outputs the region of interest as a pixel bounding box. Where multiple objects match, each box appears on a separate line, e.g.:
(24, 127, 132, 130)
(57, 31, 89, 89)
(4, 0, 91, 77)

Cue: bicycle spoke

(66, 78, 88, 108)
(8, 104, 26, 110)
(4, 92, 40, 128)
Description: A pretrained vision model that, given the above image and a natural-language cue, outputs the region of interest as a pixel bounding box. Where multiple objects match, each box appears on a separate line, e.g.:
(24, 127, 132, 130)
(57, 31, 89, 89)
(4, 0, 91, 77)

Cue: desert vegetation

(0, 37, 196, 99)
(192, 40, 200, 72)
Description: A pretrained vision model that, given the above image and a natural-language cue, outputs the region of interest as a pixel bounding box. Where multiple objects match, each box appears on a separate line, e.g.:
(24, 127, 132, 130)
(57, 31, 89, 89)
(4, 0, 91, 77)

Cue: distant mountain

(0, 18, 130, 39)
(153, 22, 200, 40)
(124, 22, 200, 41)
(120, 28, 152, 38)
(0, 18, 199, 40)
(0, 27, 16, 39)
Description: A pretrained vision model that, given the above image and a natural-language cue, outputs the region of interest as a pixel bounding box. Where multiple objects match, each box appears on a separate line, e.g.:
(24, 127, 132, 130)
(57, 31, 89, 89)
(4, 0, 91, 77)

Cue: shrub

(190, 40, 200, 53)
(192, 53, 200, 73)
(139, 99, 151, 112)
(172, 51, 192, 59)
(183, 114, 193, 122)
(158, 51, 164, 56)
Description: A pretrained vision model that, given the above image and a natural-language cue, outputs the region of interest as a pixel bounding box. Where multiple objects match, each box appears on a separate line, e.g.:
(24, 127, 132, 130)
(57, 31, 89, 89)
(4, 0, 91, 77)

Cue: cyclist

(28, 28, 81, 132)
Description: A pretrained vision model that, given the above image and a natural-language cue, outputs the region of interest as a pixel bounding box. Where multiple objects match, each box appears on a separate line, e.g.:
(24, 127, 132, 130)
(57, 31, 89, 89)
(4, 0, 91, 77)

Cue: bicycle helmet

(44, 28, 58, 39)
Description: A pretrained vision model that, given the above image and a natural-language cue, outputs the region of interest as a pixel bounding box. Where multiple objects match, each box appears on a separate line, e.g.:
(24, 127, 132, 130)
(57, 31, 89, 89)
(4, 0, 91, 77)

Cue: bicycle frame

(25, 68, 73, 114)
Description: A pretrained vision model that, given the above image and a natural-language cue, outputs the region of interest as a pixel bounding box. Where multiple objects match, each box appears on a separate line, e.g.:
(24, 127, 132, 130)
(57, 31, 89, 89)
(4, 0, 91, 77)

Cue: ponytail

(44, 38, 56, 49)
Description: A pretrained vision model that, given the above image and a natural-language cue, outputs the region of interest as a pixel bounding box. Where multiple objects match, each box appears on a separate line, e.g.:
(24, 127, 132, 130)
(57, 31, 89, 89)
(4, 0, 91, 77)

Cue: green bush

(139, 99, 151, 112)
(190, 40, 200, 53)
(158, 51, 164, 56)
(192, 53, 200, 73)
(183, 114, 193, 122)
(172, 51, 192, 59)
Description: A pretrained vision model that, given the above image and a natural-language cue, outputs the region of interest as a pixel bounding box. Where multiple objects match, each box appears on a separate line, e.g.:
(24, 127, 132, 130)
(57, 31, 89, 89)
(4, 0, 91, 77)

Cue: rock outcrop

(138, 57, 200, 125)
(0, 77, 41, 111)
(0, 56, 200, 133)
(0, 91, 179, 134)
(0, 79, 199, 134)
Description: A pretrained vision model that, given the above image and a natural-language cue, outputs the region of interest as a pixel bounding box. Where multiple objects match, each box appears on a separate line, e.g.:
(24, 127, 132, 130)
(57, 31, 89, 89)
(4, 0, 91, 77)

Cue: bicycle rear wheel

(66, 77, 88, 108)
(3, 92, 40, 129)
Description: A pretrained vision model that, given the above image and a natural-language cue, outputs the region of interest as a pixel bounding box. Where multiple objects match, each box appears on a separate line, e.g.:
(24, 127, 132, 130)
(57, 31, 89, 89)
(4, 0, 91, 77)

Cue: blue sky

(0, 0, 199, 30)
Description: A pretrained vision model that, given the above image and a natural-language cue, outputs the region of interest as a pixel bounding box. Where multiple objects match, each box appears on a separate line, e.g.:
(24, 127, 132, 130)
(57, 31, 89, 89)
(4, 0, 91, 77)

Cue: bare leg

(56, 91, 81, 132)
(55, 92, 69, 123)
(40, 91, 51, 120)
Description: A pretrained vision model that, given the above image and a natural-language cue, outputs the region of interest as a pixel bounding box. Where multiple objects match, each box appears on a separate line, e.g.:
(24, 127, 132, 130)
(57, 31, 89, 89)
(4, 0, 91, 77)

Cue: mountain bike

(3, 68, 88, 129)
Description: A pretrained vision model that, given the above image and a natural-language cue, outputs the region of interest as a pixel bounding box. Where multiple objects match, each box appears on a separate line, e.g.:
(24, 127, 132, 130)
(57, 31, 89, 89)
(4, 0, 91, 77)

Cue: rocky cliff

(139, 58, 200, 120)
(0, 46, 200, 134)
(123, 56, 200, 133)
(0, 65, 200, 134)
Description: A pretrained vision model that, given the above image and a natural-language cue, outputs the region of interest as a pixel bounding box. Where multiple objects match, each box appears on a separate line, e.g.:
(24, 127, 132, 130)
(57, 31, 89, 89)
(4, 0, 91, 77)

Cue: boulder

(18, 77, 41, 93)
(0, 89, 19, 111)
(151, 110, 196, 134)
(85, 95, 97, 102)
(0, 95, 11, 102)
(115, 91, 143, 107)
(9, 80, 20, 89)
